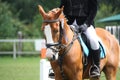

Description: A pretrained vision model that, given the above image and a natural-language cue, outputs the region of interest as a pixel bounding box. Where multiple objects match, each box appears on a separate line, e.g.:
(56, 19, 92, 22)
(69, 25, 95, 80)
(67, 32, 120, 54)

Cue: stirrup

(49, 69, 55, 79)
(89, 64, 100, 78)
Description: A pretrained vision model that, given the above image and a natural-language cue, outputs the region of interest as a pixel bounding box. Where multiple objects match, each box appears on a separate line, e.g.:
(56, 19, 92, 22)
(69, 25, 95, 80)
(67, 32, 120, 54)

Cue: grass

(100, 70, 120, 80)
(0, 56, 40, 80)
(0, 56, 120, 80)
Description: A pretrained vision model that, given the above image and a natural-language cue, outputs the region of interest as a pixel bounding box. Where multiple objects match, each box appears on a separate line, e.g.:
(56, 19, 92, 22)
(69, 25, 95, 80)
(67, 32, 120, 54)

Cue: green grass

(0, 56, 120, 80)
(100, 70, 120, 80)
(0, 56, 40, 80)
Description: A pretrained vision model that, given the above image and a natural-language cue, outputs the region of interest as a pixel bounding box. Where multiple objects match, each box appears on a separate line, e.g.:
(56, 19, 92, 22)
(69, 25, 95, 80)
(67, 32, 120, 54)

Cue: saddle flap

(78, 35, 106, 58)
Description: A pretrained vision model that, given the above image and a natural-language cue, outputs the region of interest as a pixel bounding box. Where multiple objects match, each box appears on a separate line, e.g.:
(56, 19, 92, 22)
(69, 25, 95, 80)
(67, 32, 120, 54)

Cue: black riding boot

(89, 48, 101, 78)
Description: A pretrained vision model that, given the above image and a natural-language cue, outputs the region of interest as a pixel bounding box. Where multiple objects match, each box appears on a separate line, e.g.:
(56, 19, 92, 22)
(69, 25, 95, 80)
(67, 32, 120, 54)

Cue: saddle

(70, 25, 106, 59)
(78, 33, 106, 65)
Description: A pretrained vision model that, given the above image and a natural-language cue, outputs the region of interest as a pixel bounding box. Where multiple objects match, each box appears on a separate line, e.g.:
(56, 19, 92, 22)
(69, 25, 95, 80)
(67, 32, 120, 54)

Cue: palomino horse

(38, 5, 120, 80)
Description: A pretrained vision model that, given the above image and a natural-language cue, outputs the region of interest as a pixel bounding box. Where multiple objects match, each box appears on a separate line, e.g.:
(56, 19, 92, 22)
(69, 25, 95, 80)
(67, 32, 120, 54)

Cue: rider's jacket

(60, 0, 98, 26)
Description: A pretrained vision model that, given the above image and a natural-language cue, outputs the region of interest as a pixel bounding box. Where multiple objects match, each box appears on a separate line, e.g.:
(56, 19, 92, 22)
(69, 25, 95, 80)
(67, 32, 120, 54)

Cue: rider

(60, 0, 101, 78)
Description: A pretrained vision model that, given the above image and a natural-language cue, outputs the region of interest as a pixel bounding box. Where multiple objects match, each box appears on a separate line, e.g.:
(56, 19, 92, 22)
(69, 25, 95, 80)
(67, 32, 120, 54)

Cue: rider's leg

(69, 20, 100, 78)
(83, 25, 101, 78)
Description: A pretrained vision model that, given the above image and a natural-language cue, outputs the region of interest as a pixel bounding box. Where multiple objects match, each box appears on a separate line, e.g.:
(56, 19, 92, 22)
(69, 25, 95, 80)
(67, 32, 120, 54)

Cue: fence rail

(0, 39, 45, 59)
(0, 26, 120, 59)
(106, 26, 120, 44)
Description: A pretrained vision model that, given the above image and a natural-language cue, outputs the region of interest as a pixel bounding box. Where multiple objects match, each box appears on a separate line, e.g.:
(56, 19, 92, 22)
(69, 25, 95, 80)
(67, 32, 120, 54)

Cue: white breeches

(83, 26, 99, 50)
(72, 20, 99, 50)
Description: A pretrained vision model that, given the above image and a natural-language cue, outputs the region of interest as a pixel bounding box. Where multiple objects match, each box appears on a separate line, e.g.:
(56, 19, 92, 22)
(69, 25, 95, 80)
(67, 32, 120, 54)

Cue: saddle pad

(78, 36, 106, 58)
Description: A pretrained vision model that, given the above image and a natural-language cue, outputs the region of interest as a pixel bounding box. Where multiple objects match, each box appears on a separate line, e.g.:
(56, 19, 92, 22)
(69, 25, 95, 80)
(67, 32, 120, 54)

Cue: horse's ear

(38, 5, 46, 18)
(55, 6, 64, 18)
(60, 6, 64, 11)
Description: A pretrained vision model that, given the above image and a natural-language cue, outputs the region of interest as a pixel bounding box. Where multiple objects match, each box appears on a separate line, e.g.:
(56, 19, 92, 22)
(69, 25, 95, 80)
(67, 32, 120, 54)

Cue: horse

(119, 46, 120, 68)
(38, 5, 120, 80)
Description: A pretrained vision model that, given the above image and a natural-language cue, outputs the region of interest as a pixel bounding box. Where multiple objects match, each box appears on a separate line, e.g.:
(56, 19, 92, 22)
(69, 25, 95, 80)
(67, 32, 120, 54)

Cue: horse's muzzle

(46, 48, 58, 61)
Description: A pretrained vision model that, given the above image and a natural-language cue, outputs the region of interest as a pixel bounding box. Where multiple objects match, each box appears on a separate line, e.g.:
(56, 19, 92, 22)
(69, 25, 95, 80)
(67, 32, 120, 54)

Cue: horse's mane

(48, 8, 60, 14)
(48, 8, 67, 22)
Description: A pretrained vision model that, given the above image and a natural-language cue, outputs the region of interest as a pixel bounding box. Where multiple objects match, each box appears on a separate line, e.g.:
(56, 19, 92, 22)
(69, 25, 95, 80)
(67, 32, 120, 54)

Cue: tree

(95, 0, 120, 27)
(0, 2, 17, 38)
(1, 0, 60, 24)
(0, 1, 29, 39)
(99, 0, 120, 13)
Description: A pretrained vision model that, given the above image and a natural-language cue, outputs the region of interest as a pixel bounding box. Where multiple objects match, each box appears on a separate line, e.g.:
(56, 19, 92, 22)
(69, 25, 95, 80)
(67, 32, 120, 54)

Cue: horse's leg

(103, 66, 117, 80)
(76, 70, 83, 80)
(69, 71, 82, 80)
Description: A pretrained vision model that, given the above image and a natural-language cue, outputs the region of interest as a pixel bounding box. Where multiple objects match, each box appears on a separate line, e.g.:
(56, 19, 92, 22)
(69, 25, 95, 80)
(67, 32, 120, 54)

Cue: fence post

(18, 31, 23, 57)
(13, 41, 16, 59)
(113, 26, 117, 37)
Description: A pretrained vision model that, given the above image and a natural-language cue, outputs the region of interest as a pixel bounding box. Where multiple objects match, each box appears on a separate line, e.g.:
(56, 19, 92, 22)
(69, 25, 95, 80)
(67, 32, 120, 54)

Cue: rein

(43, 18, 78, 80)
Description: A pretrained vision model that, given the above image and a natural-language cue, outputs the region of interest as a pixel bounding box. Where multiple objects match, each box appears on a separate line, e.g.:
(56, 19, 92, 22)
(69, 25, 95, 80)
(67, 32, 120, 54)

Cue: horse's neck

(59, 14, 74, 44)
(62, 23, 74, 44)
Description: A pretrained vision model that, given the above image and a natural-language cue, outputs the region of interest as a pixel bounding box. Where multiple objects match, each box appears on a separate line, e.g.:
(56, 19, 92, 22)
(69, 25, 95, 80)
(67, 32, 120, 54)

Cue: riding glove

(78, 23, 88, 32)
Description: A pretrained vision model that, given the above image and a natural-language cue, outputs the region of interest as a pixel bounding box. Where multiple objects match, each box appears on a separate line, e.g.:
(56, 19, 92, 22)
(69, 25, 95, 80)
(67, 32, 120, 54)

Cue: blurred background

(0, 0, 120, 80)
(0, 0, 120, 39)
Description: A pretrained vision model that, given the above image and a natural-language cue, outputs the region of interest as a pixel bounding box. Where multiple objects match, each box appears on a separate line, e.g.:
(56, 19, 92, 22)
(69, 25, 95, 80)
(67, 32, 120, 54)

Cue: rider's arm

(85, 0, 98, 26)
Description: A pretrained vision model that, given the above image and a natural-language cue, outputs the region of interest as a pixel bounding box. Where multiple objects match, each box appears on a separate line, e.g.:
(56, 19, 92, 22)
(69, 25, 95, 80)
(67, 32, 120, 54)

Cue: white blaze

(44, 25, 55, 59)
(44, 25, 54, 44)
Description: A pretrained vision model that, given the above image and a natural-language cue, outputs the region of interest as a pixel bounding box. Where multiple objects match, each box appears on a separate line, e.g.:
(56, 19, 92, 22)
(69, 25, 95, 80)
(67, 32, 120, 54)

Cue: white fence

(106, 26, 120, 44)
(40, 59, 54, 80)
(0, 39, 45, 59)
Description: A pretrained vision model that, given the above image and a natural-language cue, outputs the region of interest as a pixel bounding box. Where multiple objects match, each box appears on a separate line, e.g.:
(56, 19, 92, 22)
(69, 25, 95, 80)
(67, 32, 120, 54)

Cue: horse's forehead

(49, 8, 60, 13)
(47, 8, 60, 17)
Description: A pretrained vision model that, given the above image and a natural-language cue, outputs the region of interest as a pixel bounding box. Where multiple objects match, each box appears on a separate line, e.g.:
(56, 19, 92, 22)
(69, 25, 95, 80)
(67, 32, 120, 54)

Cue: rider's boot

(89, 48, 101, 78)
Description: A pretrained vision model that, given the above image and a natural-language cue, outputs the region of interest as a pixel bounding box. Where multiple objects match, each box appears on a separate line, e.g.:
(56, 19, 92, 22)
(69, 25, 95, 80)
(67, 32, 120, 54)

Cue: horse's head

(38, 5, 67, 60)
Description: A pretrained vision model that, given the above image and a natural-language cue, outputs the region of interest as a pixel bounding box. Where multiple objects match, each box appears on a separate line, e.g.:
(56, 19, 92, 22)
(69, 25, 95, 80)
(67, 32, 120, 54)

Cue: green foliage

(99, 0, 120, 13)
(1, 0, 60, 23)
(22, 42, 34, 51)
(40, 0, 60, 12)
(95, 1, 120, 27)
(0, 1, 27, 39)
(0, 42, 13, 51)
(0, 42, 35, 52)
(0, 0, 120, 38)
(0, 2, 16, 38)
(0, 1, 43, 39)
(32, 14, 44, 38)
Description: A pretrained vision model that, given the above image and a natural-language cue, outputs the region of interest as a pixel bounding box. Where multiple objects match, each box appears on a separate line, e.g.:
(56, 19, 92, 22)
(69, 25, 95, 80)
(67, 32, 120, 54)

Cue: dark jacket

(60, 0, 98, 26)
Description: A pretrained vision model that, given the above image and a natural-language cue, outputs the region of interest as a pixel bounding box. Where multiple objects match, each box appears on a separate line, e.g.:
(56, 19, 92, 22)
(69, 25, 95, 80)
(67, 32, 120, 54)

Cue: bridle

(43, 18, 78, 80)
(44, 18, 65, 55)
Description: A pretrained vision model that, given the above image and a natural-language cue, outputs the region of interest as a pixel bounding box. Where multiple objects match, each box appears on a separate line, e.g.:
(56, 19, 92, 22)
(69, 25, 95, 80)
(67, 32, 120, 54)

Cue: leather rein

(43, 18, 78, 80)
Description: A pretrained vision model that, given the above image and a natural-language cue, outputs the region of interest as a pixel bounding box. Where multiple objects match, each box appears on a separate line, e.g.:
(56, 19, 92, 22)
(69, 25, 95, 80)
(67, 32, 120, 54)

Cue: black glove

(70, 25, 79, 33)
(78, 23, 88, 32)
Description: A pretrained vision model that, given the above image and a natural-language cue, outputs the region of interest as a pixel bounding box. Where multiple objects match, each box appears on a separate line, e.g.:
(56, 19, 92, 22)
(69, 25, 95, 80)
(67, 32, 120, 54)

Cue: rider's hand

(71, 25, 79, 33)
(78, 23, 88, 32)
